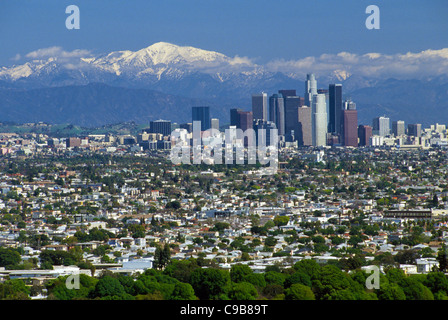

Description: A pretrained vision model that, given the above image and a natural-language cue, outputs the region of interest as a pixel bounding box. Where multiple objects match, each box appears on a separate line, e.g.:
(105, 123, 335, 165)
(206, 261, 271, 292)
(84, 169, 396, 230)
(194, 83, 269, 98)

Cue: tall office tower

(343, 109, 358, 147)
(284, 95, 304, 140)
(211, 118, 220, 131)
(305, 74, 317, 107)
(408, 123, 422, 137)
(372, 116, 390, 136)
(329, 84, 343, 135)
(230, 108, 243, 127)
(269, 93, 285, 136)
(392, 120, 405, 136)
(230, 109, 253, 132)
(192, 106, 211, 131)
(297, 106, 312, 146)
(358, 125, 373, 146)
(318, 89, 330, 128)
(238, 111, 253, 132)
(312, 93, 328, 146)
(252, 92, 268, 121)
(150, 119, 172, 136)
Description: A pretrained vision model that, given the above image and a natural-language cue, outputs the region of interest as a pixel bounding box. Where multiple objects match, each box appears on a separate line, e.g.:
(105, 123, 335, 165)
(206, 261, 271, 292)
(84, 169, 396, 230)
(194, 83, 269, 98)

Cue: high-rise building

(297, 106, 312, 146)
(269, 93, 285, 136)
(358, 125, 373, 146)
(408, 123, 422, 137)
(230, 109, 253, 132)
(283, 95, 303, 139)
(343, 109, 358, 147)
(305, 74, 317, 107)
(192, 106, 211, 131)
(252, 93, 268, 121)
(211, 118, 220, 131)
(238, 111, 253, 132)
(373, 116, 390, 136)
(230, 108, 243, 128)
(392, 120, 405, 136)
(329, 84, 343, 135)
(150, 119, 172, 136)
(312, 93, 327, 146)
(318, 89, 329, 128)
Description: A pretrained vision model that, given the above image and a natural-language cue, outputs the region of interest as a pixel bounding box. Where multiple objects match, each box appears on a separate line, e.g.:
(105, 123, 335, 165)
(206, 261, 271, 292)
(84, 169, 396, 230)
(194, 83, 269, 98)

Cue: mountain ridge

(0, 42, 447, 127)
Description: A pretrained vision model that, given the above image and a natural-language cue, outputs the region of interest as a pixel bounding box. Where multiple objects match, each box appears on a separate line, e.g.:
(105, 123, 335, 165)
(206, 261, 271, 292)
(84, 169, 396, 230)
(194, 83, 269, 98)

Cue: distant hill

(0, 83, 211, 127)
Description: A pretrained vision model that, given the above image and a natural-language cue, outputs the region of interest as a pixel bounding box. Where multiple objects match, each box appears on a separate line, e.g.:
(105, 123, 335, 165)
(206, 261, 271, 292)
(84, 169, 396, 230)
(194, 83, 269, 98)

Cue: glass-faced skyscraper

(305, 74, 317, 108)
(329, 84, 343, 135)
(192, 106, 211, 131)
(269, 93, 285, 136)
(373, 116, 390, 137)
(252, 93, 268, 121)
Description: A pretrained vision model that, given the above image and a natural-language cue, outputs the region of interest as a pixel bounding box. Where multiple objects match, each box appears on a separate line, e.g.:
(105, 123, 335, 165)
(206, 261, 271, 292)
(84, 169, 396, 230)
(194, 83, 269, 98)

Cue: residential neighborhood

(1, 128, 448, 300)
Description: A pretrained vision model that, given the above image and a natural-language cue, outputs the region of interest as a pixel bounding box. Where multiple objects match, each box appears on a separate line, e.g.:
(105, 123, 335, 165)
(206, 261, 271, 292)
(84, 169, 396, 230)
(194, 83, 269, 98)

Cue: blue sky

(0, 0, 447, 66)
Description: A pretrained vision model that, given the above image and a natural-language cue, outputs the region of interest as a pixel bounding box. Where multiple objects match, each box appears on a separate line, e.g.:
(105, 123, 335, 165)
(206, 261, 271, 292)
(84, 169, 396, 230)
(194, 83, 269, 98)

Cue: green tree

(377, 281, 406, 300)
(91, 275, 130, 299)
(170, 282, 197, 300)
(153, 243, 171, 270)
(230, 264, 253, 283)
(424, 272, 448, 299)
(285, 283, 315, 300)
(273, 216, 289, 228)
(436, 245, 448, 272)
(0, 248, 21, 269)
(190, 268, 230, 300)
(228, 282, 258, 300)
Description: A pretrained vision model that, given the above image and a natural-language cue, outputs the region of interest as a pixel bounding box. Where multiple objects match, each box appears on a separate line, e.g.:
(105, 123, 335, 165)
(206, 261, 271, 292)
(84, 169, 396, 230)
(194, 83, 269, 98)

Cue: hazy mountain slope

(0, 83, 210, 127)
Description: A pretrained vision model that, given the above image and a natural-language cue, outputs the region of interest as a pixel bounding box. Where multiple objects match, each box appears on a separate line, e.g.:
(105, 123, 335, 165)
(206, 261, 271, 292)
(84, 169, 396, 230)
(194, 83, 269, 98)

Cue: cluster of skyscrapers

(231, 74, 361, 148)
(147, 74, 425, 150)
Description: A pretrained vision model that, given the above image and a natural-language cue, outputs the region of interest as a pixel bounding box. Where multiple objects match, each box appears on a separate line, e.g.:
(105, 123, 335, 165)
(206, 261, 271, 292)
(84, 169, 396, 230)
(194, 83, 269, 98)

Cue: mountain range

(0, 42, 447, 127)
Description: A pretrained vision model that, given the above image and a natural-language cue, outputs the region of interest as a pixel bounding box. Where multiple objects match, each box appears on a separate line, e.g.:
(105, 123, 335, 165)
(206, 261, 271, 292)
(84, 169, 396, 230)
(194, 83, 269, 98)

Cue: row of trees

(3, 257, 448, 300)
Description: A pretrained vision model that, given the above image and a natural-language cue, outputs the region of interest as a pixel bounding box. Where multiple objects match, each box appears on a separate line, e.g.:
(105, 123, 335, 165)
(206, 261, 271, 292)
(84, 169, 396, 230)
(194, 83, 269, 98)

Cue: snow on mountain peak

(0, 42, 258, 82)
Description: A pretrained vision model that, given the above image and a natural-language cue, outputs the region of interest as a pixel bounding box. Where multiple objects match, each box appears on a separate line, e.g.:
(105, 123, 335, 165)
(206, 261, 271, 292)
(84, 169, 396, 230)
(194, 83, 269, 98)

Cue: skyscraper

(238, 111, 253, 132)
(192, 106, 211, 131)
(269, 93, 285, 136)
(230, 108, 253, 132)
(392, 120, 405, 136)
(305, 74, 317, 107)
(297, 106, 312, 146)
(312, 93, 327, 146)
(329, 84, 343, 135)
(343, 109, 358, 147)
(408, 123, 422, 137)
(230, 108, 243, 128)
(211, 118, 219, 131)
(150, 119, 172, 136)
(373, 116, 390, 136)
(252, 93, 268, 121)
(358, 125, 373, 146)
(283, 95, 303, 139)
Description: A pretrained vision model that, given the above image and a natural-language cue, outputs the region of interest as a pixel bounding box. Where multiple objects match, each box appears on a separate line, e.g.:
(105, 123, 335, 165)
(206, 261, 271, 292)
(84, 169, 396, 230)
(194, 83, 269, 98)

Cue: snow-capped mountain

(0, 42, 266, 86)
(1, 42, 447, 127)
